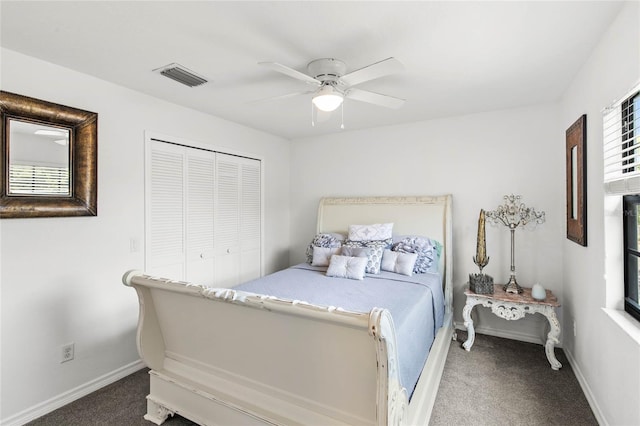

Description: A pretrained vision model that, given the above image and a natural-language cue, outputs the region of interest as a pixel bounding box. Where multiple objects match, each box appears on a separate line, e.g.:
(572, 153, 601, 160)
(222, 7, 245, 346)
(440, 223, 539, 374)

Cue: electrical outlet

(573, 320, 577, 337)
(61, 343, 74, 363)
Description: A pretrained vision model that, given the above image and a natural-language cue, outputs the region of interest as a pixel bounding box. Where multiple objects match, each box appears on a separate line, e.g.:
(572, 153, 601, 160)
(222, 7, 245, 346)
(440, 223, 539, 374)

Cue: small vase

(531, 283, 546, 301)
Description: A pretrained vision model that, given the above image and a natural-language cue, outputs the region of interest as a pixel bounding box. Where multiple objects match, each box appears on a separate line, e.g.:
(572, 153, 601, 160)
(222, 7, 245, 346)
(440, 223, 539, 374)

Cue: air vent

(154, 63, 208, 87)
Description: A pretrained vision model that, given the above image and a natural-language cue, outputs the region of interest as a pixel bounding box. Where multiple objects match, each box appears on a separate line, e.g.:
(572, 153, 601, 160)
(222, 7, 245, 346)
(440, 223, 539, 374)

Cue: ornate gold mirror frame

(0, 91, 97, 218)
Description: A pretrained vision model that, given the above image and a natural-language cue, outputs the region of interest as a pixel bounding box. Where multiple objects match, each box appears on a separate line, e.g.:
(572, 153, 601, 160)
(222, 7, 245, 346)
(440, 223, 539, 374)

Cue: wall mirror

(1, 91, 97, 218)
(566, 114, 587, 246)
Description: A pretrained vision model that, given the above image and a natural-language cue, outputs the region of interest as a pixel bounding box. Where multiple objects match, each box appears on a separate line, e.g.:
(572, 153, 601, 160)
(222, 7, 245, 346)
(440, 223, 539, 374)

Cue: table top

(464, 284, 560, 307)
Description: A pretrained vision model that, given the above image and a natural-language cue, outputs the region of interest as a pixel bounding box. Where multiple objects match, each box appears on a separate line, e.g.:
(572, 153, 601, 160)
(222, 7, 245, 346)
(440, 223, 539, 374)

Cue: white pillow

(326, 255, 368, 280)
(311, 246, 341, 267)
(348, 223, 393, 241)
(381, 249, 418, 276)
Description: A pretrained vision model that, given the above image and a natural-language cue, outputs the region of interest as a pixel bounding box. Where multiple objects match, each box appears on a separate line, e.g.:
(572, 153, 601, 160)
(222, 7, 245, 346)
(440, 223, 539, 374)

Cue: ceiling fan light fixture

(312, 85, 344, 112)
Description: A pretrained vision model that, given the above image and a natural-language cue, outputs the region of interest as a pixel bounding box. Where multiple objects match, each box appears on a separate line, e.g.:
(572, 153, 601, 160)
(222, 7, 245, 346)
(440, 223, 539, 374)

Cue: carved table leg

(462, 299, 477, 351)
(542, 307, 562, 370)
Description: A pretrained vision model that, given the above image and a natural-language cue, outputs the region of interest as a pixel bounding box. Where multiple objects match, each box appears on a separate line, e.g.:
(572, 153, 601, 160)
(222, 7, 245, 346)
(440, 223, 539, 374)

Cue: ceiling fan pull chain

(340, 102, 344, 130)
(311, 101, 315, 127)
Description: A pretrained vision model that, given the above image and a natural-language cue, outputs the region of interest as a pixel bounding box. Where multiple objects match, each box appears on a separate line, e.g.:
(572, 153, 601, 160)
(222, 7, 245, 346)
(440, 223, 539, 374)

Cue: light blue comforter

(234, 263, 445, 398)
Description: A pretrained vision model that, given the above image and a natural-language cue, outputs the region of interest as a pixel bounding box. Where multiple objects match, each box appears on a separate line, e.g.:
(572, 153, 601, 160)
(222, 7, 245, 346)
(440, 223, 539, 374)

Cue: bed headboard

(316, 195, 453, 313)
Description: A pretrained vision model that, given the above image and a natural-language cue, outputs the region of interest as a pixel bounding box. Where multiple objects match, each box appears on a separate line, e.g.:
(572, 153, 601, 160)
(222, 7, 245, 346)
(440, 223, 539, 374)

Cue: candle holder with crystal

(485, 195, 545, 294)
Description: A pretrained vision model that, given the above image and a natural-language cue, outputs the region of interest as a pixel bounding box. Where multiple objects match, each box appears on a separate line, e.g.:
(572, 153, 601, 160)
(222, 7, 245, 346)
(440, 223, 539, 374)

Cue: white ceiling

(0, 1, 624, 140)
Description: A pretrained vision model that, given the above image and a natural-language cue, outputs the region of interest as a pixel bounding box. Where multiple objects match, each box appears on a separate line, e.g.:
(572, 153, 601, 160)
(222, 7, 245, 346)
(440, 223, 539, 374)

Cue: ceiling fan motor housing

(307, 58, 346, 84)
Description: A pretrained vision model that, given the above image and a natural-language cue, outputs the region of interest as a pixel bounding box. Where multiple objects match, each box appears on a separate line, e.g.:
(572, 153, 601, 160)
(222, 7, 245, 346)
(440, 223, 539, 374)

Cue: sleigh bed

(123, 195, 454, 425)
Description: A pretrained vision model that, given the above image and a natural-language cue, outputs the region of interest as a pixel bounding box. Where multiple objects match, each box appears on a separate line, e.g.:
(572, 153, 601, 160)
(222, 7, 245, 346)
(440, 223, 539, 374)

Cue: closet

(145, 138, 261, 287)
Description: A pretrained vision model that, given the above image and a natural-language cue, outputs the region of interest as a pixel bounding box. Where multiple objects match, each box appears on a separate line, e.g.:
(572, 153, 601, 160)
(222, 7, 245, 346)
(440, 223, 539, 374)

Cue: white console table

(462, 284, 562, 370)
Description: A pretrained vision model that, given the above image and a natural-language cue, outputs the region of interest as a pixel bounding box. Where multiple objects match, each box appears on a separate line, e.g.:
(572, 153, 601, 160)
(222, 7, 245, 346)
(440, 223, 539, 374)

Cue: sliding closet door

(239, 157, 261, 284)
(213, 155, 240, 286)
(145, 141, 186, 280)
(214, 153, 261, 287)
(185, 149, 215, 285)
(146, 140, 215, 284)
(146, 138, 261, 287)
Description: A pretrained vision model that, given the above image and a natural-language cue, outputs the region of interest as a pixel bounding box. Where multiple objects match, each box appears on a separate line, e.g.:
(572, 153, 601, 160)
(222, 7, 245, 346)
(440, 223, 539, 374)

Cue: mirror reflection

(571, 145, 578, 219)
(8, 119, 71, 196)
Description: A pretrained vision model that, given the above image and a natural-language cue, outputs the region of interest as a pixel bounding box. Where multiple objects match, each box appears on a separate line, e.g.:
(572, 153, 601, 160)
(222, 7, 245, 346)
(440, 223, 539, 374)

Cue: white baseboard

(563, 347, 607, 426)
(1, 359, 146, 426)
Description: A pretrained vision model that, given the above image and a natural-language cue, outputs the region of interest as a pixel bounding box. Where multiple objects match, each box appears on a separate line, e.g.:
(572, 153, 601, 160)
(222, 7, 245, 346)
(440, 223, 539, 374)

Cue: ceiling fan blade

(259, 62, 321, 86)
(339, 57, 404, 87)
(345, 88, 405, 109)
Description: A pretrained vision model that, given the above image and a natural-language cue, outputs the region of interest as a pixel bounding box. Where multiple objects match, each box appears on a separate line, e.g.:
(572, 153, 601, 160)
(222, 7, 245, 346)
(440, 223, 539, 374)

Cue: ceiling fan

(258, 57, 405, 113)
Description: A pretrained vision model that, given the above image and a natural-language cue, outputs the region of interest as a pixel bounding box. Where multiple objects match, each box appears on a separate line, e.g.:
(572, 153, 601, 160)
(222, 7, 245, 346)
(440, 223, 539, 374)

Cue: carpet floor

(429, 331, 597, 425)
(27, 331, 596, 425)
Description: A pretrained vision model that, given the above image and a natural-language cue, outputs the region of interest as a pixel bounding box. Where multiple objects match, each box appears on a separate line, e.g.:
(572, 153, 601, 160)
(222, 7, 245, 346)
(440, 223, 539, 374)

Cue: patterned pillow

(326, 255, 368, 280)
(348, 223, 393, 241)
(381, 249, 418, 276)
(392, 236, 442, 274)
(305, 233, 344, 264)
(342, 239, 391, 274)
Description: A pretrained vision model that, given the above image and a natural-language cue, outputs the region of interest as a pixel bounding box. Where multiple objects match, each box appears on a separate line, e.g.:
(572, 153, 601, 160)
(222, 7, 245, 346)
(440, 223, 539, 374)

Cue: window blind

(9, 164, 70, 195)
(603, 81, 640, 195)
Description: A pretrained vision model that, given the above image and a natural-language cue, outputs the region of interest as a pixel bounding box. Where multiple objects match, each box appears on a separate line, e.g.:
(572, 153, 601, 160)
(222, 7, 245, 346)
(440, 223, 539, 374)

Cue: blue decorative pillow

(392, 236, 442, 274)
(342, 239, 391, 274)
(306, 233, 344, 264)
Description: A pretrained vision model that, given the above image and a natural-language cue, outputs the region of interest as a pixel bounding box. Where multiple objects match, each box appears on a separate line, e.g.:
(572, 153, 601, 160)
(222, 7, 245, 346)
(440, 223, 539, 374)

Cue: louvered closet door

(214, 153, 261, 287)
(146, 139, 261, 286)
(239, 158, 261, 284)
(145, 141, 186, 280)
(185, 149, 215, 285)
(214, 155, 240, 286)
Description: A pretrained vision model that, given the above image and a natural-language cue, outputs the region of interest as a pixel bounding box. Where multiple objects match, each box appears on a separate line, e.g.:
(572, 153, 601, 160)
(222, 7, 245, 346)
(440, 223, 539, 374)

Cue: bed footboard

(123, 270, 408, 425)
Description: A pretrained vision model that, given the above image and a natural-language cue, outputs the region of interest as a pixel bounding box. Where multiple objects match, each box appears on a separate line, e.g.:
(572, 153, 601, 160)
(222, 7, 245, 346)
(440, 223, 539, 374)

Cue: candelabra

(485, 195, 545, 294)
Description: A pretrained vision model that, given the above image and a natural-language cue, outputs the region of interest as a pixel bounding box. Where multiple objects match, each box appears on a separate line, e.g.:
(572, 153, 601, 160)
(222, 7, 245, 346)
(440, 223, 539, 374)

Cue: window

(604, 83, 640, 320)
(620, 90, 640, 321)
(624, 195, 640, 322)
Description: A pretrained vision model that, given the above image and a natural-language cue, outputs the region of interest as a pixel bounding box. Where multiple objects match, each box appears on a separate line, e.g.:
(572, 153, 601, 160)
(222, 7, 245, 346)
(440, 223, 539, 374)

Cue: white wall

(2, 2, 637, 424)
(560, 2, 640, 425)
(0, 48, 291, 424)
(290, 102, 565, 343)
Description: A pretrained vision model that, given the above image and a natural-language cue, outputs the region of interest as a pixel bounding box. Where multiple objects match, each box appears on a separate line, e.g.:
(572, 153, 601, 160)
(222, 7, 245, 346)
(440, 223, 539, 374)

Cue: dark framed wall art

(566, 114, 587, 246)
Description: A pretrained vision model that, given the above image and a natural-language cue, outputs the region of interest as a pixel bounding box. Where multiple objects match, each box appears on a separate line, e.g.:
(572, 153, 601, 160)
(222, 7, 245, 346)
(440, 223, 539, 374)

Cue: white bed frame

(123, 195, 453, 425)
